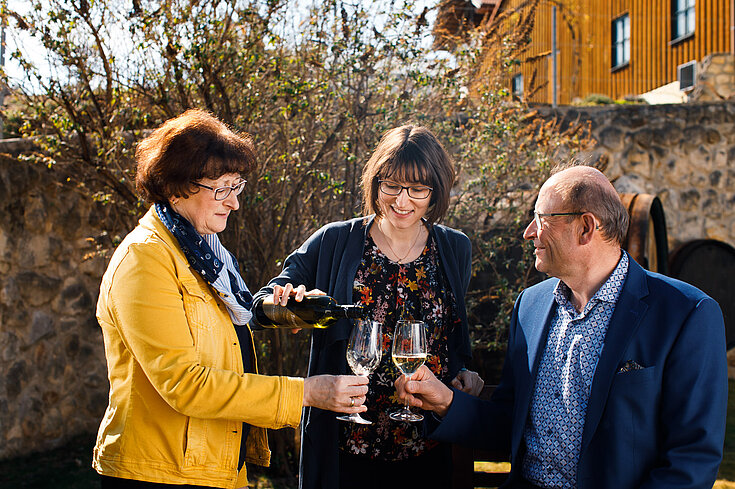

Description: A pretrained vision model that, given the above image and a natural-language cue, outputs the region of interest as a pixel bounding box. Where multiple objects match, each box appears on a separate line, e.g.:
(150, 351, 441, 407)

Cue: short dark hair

(360, 125, 455, 224)
(552, 164, 629, 246)
(135, 109, 256, 204)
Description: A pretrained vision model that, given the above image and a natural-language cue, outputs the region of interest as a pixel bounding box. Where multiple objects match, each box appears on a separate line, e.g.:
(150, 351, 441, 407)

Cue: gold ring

(349, 397, 355, 408)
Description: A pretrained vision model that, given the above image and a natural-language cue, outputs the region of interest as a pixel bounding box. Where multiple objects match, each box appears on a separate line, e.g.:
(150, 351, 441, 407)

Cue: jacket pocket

(614, 365, 656, 385)
(180, 277, 224, 367)
(183, 416, 208, 467)
(181, 277, 213, 331)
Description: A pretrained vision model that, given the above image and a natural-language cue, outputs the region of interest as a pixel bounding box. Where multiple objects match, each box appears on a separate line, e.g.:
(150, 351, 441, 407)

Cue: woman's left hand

(450, 369, 484, 396)
(303, 374, 369, 413)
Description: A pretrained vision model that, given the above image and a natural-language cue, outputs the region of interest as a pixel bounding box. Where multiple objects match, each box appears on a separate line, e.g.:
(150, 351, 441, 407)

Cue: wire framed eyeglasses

(192, 179, 247, 201)
(533, 211, 585, 231)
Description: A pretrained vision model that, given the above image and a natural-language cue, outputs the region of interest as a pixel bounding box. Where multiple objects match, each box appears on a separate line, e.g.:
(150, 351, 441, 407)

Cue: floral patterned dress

(339, 231, 461, 461)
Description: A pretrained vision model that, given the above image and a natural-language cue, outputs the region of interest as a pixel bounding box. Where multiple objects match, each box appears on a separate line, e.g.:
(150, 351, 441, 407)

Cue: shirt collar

(553, 251, 629, 316)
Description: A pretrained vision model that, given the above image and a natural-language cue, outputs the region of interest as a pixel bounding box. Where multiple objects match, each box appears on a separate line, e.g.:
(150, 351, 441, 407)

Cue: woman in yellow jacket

(93, 109, 368, 489)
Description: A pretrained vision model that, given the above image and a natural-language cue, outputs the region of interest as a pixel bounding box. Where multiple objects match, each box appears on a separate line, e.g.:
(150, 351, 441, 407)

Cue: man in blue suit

(396, 165, 727, 489)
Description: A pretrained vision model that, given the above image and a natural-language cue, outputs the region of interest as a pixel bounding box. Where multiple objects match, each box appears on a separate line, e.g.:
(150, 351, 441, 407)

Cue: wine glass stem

(404, 374, 411, 411)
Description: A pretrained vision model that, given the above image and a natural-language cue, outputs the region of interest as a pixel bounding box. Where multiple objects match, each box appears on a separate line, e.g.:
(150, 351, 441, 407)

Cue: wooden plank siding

(503, 0, 731, 104)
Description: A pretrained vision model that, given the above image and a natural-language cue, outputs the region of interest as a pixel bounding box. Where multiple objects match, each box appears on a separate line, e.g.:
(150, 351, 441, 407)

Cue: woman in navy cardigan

(252, 125, 483, 489)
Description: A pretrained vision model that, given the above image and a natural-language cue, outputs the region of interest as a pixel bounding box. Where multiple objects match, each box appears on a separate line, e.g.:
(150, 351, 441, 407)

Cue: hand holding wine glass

(390, 319, 427, 422)
(395, 365, 454, 418)
(337, 319, 383, 424)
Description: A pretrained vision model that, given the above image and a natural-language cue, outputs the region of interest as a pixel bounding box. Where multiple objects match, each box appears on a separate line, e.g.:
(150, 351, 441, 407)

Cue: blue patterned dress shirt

(522, 252, 629, 489)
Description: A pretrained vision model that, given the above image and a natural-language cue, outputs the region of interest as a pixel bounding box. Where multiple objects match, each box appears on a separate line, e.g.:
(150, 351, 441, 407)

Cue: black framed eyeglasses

(192, 179, 247, 201)
(533, 211, 585, 231)
(378, 180, 433, 200)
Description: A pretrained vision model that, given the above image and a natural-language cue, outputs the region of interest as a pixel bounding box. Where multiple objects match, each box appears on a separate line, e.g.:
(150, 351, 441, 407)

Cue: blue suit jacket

(432, 254, 727, 489)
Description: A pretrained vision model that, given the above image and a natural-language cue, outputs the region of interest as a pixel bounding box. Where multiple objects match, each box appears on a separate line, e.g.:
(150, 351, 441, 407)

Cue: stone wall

(1, 101, 733, 460)
(690, 53, 735, 102)
(0, 154, 111, 459)
(539, 101, 735, 252)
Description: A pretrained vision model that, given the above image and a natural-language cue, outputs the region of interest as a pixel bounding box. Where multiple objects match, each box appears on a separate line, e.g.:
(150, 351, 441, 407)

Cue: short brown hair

(135, 109, 256, 204)
(360, 125, 455, 224)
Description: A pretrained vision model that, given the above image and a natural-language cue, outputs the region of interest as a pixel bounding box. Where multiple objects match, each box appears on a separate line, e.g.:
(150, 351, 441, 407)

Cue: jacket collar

(138, 206, 191, 271)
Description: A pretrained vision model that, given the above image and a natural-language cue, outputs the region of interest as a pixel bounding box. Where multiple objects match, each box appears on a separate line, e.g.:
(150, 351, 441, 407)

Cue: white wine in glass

(337, 319, 382, 425)
(393, 354, 427, 375)
(389, 320, 427, 422)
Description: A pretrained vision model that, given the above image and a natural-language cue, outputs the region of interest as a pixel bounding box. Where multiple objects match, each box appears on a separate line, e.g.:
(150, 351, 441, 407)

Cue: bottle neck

(341, 304, 365, 319)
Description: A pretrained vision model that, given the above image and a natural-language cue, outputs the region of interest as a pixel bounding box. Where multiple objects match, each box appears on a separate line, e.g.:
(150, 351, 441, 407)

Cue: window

(672, 0, 695, 41)
(512, 74, 523, 100)
(612, 14, 630, 69)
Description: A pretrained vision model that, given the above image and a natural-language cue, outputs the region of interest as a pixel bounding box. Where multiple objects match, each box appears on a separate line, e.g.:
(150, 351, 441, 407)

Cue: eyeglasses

(192, 179, 247, 201)
(533, 211, 585, 231)
(378, 180, 433, 200)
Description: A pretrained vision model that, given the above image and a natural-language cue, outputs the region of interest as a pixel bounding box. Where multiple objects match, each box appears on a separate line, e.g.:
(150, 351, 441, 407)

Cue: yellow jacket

(93, 208, 303, 488)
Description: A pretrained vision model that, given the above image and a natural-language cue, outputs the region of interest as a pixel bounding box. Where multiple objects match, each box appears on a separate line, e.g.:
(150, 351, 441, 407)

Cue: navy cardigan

(252, 215, 473, 489)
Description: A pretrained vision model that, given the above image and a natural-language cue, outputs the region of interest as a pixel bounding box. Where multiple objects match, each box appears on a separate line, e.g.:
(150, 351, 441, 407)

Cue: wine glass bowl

(337, 319, 382, 425)
(389, 320, 427, 422)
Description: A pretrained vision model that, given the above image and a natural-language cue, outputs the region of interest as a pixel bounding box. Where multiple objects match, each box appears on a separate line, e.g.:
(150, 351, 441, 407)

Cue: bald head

(547, 166, 610, 191)
(544, 166, 629, 246)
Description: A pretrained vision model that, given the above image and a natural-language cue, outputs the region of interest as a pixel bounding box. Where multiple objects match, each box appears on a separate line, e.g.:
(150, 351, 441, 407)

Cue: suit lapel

(520, 289, 557, 376)
(512, 281, 558, 451)
(580, 256, 649, 452)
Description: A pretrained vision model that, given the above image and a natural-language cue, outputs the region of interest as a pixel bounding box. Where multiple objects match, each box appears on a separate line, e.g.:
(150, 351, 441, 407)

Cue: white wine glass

(337, 319, 382, 425)
(389, 319, 427, 422)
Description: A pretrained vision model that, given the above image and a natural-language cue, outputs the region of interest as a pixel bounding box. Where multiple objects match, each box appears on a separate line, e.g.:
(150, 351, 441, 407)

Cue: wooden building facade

(468, 0, 733, 104)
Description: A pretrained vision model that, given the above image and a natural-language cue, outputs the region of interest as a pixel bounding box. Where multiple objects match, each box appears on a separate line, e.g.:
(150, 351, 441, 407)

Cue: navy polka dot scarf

(154, 203, 253, 325)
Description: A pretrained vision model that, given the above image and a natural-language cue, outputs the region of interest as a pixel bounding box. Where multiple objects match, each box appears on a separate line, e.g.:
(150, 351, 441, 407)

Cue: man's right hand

(395, 365, 454, 418)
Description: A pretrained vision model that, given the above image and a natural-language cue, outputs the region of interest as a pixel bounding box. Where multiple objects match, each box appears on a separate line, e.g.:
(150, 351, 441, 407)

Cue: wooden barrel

(619, 193, 669, 274)
(669, 240, 735, 349)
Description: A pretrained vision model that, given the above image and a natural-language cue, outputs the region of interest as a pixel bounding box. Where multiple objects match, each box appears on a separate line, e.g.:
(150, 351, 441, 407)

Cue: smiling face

(173, 172, 242, 235)
(360, 125, 455, 224)
(523, 182, 580, 278)
(376, 178, 431, 232)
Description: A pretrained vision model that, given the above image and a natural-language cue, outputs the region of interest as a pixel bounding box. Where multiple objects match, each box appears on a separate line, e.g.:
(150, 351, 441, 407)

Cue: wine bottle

(253, 294, 365, 329)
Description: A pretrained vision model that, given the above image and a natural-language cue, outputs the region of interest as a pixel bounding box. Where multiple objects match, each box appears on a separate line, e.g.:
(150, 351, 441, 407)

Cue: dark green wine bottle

(254, 295, 365, 329)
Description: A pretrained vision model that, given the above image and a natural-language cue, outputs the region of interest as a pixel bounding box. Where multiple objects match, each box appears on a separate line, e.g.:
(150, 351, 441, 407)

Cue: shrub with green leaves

(6, 0, 591, 473)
